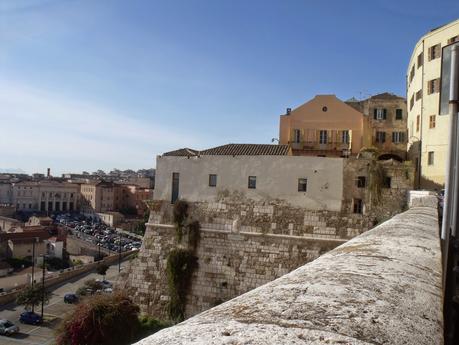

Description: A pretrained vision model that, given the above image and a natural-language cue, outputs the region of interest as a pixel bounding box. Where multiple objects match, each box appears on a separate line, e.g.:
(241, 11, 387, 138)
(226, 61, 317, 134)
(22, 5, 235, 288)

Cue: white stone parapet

(135, 196, 442, 345)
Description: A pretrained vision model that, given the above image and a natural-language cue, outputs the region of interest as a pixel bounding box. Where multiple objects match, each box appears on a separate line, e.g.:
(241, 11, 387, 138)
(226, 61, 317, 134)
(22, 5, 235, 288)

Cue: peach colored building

(118, 184, 153, 216)
(279, 95, 364, 157)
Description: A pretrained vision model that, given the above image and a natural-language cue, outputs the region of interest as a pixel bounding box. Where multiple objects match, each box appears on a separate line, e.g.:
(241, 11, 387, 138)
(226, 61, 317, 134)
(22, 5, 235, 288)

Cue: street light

(31, 237, 39, 287)
(41, 255, 46, 319)
(118, 234, 122, 273)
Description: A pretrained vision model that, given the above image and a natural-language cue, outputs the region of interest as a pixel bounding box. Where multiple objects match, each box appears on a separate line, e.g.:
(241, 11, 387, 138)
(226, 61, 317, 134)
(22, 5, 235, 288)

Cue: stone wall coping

(136, 195, 443, 345)
(147, 223, 348, 244)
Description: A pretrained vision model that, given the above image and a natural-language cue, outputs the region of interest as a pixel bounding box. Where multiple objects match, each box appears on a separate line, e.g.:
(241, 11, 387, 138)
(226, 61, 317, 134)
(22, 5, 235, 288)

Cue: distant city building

(406, 18, 459, 188)
(12, 180, 80, 213)
(80, 181, 117, 214)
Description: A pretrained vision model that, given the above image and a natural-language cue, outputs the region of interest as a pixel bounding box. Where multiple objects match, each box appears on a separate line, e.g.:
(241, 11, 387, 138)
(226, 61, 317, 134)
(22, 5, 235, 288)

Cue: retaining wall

(135, 196, 443, 345)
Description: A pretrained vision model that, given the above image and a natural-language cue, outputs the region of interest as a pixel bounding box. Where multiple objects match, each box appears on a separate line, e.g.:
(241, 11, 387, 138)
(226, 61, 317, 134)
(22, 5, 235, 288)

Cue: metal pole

(41, 255, 46, 319)
(118, 234, 122, 271)
(31, 240, 35, 287)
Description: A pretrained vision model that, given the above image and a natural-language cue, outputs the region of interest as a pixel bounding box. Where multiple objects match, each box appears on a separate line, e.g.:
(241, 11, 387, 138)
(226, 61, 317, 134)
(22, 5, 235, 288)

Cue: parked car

(96, 280, 113, 289)
(19, 311, 42, 325)
(0, 319, 19, 336)
(64, 293, 79, 304)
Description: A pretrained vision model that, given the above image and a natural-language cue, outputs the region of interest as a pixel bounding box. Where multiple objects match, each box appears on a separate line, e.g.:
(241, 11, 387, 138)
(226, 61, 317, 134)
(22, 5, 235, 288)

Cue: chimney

(286, 108, 291, 115)
(47, 168, 50, 178)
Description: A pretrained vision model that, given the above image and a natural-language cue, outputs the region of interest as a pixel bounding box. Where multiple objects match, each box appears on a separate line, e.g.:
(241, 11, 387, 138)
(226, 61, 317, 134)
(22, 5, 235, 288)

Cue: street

(0, 261, 128, 345)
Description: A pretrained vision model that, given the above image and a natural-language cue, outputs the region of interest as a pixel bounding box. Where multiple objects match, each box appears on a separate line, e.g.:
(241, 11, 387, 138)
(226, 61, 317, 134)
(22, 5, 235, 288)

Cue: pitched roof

(162, 144, 291, 157)
(162, 148, 200, 157)
(200, 144, 290, 156)
(369, 92, 405, 100)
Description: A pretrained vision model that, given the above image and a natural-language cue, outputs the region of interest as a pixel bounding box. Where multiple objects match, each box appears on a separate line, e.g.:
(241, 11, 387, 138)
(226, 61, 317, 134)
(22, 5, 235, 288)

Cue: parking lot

(55, 214, 142, 254)
(0, 261, 128, 345)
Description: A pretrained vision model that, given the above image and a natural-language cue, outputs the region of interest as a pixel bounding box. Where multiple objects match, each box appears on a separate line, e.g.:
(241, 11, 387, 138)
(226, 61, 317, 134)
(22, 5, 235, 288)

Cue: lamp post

(41, 255, 46, 319)
(118, 234, 122, 273)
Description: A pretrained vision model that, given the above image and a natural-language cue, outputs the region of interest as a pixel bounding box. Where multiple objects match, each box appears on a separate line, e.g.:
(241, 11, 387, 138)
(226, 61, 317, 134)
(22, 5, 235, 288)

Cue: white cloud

(0, 81, 202, 174)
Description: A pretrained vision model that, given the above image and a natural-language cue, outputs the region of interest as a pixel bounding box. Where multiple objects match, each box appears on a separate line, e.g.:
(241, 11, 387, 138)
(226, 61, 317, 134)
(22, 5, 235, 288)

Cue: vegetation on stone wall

(368, 159, 386, 205)
(173, 200, 189, 243)
(167, 199, 200, 321)
(166, 248, 198, 322)
(187, 220, 201, 250)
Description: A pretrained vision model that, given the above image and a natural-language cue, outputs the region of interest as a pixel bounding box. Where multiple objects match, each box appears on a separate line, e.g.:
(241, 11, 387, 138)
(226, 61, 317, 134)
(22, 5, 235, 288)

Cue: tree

(16, 285, 50, 312)
(96, 264, 109, 280)
(56, 293, 141, 345)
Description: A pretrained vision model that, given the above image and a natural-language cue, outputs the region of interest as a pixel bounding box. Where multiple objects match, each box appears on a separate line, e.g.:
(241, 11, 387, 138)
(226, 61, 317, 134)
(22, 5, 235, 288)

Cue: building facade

(0, 182, 12, 205)
(346, 93, 408, 161)
(80, 181, 117, 214)
(12, 181, 80, 213)
(156, 144, 344, 211)
(406, 18, 459, 188)
(279, 95, 364, 157)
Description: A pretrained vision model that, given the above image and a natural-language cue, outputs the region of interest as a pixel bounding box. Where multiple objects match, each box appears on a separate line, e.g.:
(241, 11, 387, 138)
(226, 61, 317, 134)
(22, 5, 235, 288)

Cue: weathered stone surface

(134, 196, 442, 345)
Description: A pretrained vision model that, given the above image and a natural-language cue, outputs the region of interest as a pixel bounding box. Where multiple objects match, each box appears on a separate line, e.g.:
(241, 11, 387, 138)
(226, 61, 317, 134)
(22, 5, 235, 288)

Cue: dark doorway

(171, 172, 180, 204)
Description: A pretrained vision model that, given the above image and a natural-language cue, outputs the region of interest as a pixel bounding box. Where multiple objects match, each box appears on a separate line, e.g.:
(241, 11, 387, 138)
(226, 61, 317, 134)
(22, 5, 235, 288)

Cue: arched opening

(378, 153, 403, 162)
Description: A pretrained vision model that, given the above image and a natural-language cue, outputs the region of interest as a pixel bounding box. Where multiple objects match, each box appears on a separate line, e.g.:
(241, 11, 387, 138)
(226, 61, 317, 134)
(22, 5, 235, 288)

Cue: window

(428, 44, 441, 61)
(427, 78, 440, 94)
(396, 109, 403, 120)
(415, 89, 422, 101)
(410, 95, 414, 110)
(298, 178, 307, 192)
(409, 65, 415, 83)
(428, 151, 434, 165)
(353, 199, 363, 214)
(319, 130, 328, 144)
(417, 52, 423, 68)
(342, 130, 350, 144)
(375, 131, 386, 143)
(383, 177, 392, 189)
(209, 174, 217, 187)
(392, 132, 406, 143)
(373, 108, 387, 120)
(356, 176, 366, 188)
(429, 115, 436, 128)
(448, 35, 459, 44)
(293, 129, 301, 143)
(248, 176, 256, 189)
(416, 115, 420, 132)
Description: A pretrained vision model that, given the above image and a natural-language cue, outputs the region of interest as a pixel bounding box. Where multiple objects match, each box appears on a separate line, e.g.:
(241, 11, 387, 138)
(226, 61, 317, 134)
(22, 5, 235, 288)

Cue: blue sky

(1, 0, 458, 175)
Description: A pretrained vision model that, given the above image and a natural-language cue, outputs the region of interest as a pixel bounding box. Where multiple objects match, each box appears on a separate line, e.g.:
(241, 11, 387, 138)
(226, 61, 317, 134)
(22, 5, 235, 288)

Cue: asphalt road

(0, 261, 128, 345)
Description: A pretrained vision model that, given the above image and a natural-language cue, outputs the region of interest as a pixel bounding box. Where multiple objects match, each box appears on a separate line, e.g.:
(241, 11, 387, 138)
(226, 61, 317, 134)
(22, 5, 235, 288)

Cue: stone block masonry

(134, 196, 442, 345)
(119, 223, 345, 319)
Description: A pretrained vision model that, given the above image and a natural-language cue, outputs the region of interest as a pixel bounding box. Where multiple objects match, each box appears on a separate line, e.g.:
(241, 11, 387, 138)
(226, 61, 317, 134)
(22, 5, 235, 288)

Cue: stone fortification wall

(135, 196, 442, 345)
(119, 221, 345, 319)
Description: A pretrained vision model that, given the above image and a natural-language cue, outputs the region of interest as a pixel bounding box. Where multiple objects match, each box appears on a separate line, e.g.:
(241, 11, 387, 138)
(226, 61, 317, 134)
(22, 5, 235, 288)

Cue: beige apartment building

(346, 93, 408, 161)
(12, 180, 80, 213)
(80, 181, 117, 214)
(407, 18, 459, 188)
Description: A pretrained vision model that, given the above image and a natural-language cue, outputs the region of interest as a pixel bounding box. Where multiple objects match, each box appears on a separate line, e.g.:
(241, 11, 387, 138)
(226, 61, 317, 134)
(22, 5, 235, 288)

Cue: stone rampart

(119, 222, 346, 318)
(135, 196, 442, 345)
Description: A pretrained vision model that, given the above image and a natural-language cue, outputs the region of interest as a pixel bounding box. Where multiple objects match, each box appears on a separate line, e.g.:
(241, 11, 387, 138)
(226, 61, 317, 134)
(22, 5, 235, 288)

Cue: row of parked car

(54, 214, 142, 252)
